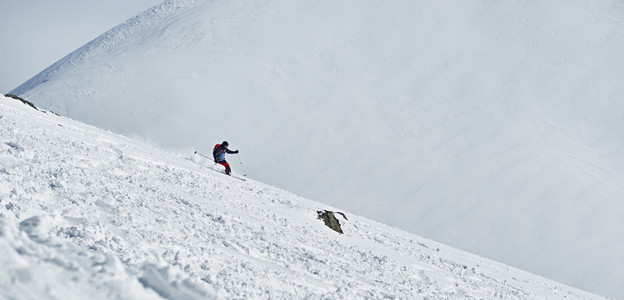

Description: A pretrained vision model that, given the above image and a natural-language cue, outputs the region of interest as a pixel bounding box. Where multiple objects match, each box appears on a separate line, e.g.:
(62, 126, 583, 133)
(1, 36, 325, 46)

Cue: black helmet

(222, 141, 229, 146)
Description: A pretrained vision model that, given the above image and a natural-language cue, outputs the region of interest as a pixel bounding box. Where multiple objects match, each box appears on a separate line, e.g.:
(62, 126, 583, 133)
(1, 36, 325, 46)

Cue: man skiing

(213, 141, 239, 175)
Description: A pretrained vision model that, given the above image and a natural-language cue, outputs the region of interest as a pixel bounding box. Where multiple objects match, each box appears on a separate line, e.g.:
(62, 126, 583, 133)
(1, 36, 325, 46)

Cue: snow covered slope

(10, 0, 624, 297)
(0, 95, 602, 300)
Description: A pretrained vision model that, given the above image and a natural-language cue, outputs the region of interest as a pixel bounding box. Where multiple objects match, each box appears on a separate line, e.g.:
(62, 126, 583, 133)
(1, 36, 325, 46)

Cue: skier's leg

(224, 162, 231, 175)
(218, 161, 231, 175)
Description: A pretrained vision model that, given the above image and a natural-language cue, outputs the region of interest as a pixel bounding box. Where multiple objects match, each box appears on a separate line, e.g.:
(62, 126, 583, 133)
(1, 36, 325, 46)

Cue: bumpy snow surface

(0, 96, 603, 299)
(11, 0, 624, 297)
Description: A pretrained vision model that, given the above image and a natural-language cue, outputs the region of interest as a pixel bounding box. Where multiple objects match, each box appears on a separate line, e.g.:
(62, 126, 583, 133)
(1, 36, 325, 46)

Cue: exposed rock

(5, 94, 38, 111)
(317, 210, 348, 234)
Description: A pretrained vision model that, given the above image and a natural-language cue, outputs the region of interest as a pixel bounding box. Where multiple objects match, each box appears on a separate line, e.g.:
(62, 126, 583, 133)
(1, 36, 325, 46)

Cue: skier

(213, 141, 239, 175)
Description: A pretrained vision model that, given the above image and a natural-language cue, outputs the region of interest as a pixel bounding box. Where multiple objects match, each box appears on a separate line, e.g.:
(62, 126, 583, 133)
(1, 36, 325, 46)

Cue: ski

(229, 175, 247, 181)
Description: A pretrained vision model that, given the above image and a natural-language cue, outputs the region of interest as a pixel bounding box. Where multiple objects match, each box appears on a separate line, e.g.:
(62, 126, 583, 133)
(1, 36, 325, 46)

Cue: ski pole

(237, 153, 247, 177)
(194, 150, 214, 162)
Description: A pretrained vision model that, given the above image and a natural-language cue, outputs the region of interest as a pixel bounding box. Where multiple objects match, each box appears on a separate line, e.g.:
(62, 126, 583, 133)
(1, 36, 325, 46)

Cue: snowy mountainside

(0, 96, 603, 299)
(7, 0, 195, 96)
(10, 0, 624, 298)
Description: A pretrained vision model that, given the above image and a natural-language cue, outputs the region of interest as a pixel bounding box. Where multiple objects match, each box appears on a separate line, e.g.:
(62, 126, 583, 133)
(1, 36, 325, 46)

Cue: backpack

(213, 144, 224, 161)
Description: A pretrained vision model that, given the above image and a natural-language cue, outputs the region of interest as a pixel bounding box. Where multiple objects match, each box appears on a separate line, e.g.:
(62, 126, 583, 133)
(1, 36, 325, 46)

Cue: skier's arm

(226, 148, 239, 154)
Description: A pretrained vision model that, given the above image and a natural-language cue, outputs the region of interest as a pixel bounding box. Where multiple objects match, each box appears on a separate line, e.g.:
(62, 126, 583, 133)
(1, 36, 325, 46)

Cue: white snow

(0, 0, 163, 92)
(9, 0, 624, 298)
(0, 94, 601, 299)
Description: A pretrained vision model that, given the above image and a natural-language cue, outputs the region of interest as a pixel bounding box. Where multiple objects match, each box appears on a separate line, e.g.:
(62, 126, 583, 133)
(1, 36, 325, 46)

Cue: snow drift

(11, 0, 624, 297)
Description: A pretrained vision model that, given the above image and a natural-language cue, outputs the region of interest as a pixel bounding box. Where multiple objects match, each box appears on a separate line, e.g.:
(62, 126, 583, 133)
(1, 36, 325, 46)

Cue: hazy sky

(0, 0, 163, 93)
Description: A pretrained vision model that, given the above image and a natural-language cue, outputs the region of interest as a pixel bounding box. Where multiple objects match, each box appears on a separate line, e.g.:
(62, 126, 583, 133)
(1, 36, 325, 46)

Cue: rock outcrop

(317, 210, 348, 234)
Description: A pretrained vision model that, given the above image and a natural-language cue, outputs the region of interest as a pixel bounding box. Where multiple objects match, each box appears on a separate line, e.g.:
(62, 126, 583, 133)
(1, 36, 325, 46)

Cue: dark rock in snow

(317, 210, 347, 234)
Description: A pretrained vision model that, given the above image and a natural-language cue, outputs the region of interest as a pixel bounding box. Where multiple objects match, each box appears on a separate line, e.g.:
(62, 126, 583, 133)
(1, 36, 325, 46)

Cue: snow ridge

(11, 0, 198, 96)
